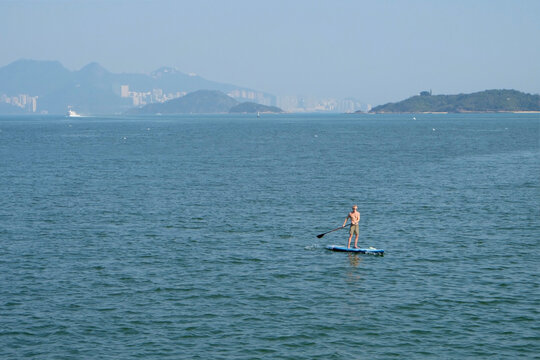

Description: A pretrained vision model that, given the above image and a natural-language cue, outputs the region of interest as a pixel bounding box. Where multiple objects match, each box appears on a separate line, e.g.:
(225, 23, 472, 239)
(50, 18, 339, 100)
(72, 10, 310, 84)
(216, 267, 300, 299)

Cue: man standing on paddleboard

(343, 205, 360, 248)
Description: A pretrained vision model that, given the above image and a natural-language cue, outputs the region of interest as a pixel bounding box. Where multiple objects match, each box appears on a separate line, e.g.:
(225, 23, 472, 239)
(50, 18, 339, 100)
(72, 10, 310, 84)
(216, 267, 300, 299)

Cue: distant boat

(66, 109, 81, 117)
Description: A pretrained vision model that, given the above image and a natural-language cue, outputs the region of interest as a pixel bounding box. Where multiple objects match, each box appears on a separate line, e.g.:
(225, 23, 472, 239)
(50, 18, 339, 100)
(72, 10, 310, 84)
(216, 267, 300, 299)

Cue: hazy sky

(1, 0, 539, 105)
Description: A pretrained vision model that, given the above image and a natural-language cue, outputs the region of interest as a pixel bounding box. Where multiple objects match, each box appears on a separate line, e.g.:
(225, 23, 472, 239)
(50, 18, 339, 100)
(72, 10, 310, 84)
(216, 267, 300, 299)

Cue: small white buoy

(413, 117, 416, 120)
(123, 136, 127, 140)
(432, 128, 436, 131)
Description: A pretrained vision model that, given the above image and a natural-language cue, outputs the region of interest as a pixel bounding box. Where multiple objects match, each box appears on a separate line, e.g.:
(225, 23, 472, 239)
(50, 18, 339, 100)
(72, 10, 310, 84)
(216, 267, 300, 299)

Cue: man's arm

(343, 214, 350, 227)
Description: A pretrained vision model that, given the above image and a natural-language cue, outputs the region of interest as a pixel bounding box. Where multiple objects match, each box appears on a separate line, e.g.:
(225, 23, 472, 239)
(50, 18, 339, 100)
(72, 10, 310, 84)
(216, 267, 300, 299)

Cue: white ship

(66, 108, 81, 117)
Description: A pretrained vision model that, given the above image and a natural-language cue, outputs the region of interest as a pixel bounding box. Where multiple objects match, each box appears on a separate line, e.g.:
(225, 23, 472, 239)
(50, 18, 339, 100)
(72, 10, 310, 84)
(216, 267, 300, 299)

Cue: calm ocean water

(1, 113, 539, 359)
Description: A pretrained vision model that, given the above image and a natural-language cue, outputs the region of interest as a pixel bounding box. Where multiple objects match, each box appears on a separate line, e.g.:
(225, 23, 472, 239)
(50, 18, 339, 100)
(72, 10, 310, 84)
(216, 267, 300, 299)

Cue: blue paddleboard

(326, 245, 384, 255)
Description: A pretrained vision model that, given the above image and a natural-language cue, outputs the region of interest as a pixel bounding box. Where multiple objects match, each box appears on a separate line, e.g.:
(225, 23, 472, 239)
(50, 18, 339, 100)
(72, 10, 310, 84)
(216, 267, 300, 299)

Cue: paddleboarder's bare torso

(343, 205, 360, 248)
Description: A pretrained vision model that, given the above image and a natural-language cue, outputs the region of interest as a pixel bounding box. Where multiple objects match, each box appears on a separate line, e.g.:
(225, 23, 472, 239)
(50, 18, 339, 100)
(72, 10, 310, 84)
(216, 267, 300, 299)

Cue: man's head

(352, 205, 358, 211)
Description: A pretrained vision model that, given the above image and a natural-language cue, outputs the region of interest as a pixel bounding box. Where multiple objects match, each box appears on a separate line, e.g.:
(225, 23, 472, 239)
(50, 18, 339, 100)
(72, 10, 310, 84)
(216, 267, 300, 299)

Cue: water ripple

(1, 114, 539, 359)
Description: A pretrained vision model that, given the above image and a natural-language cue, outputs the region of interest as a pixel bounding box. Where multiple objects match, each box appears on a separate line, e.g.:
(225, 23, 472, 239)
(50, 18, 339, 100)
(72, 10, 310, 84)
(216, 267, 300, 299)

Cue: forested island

(229, 102, 283, 113)
(368, 89, 540, 113)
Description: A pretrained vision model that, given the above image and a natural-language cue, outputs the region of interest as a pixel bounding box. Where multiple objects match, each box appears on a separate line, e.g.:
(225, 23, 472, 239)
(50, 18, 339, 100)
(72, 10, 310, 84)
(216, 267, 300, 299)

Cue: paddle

(316, 224, 350, 238)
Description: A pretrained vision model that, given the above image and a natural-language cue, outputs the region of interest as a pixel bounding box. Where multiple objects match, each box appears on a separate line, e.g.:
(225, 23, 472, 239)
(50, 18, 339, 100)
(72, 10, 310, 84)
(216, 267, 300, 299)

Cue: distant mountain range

(0, 59, 275, 114)
(126, 90, 283, 114)
(3, 60, 538, 116)
(369, 89, 540, 113)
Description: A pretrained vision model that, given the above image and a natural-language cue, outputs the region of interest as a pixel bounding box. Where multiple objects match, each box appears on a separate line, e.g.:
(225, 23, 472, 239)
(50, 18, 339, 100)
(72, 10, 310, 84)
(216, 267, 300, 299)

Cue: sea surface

(1, 113, 539, 359)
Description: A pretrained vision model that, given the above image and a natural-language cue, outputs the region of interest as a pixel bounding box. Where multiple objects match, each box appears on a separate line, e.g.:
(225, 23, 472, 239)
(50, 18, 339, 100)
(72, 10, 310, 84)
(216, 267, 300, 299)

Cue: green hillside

(229, 102, 283, 113)
(370, 89, 540, 113)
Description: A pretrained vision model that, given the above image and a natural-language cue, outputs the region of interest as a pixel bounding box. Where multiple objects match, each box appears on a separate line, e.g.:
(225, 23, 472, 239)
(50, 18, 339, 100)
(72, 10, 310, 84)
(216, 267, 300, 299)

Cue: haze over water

(1, 113, 539, 359)
(2, 1, 539, 104)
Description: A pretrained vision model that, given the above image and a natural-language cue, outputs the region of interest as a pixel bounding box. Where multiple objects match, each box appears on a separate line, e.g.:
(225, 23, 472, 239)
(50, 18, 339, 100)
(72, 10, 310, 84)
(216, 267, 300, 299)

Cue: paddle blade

(316, 233, 325, 238)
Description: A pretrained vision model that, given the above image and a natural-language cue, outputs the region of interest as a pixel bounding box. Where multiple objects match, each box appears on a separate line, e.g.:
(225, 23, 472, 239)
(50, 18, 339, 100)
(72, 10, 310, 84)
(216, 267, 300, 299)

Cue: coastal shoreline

(369, 111, 540, 114)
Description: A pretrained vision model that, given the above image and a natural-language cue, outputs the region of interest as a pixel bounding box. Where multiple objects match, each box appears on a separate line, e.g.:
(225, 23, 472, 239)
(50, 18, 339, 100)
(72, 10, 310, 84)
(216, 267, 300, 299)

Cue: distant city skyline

(1, 59, 369, 114)
(1, 0, 539, 105)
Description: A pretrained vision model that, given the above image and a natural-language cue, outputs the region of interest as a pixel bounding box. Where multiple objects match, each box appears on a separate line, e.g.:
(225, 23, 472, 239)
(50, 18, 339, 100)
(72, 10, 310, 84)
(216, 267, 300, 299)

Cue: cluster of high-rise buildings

(0, 93, 38, 112)
(120, 85, 186, 106)
(121, 85, 277, 108)
(227, 89, 274, 106)
(120, 84, 367, 113)
(0, 87, 368, 114)
(276, 96, 368, 113)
